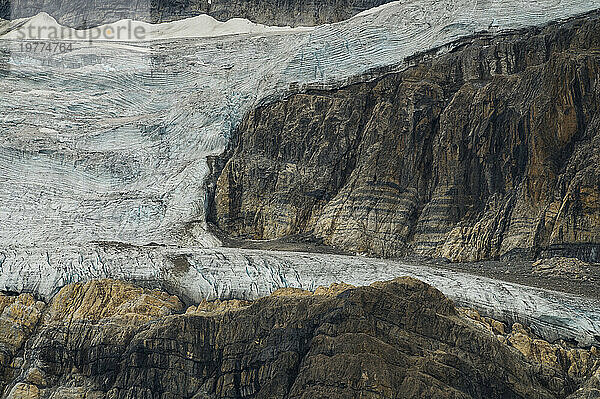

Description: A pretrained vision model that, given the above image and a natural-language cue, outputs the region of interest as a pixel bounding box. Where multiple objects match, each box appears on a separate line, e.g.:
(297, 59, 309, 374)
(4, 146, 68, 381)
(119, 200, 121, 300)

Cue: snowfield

(1, 0, 600, 345)
(2, 12, 312, 41)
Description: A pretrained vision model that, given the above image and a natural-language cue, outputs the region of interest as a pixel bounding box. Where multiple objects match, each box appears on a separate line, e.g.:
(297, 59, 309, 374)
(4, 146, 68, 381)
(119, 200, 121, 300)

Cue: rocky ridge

(0, 278, 598, 398)
(211, 11, 600, 262)
(0, 0, 393, 27)
(461, 309, 600, 399)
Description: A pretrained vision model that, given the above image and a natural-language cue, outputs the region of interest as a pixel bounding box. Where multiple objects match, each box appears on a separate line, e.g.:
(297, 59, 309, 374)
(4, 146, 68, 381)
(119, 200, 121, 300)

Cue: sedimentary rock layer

(0, 278, 598, 398)
(212, 11, 600, 262)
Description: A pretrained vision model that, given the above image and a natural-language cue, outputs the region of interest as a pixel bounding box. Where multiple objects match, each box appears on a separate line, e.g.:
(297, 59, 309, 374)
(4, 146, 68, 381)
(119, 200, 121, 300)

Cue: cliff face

(212, 12, 600, 262)
(0, 0, 392, 27)
(0, 278, 598, 399)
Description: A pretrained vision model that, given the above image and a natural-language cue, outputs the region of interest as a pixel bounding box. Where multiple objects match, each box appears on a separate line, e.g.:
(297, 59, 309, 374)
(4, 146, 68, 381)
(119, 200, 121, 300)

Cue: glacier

(0, 244, 598, 346)
(0, 0, 600, 345)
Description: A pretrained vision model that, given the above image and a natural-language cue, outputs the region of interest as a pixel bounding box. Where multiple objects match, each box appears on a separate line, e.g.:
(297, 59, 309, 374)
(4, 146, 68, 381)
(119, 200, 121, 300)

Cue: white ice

(0, 244, 597, 346)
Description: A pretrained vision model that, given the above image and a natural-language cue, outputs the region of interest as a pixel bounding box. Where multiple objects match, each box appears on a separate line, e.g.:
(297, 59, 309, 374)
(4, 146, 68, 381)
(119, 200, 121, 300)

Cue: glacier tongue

(1, 1, 600, 346)
(0, 245, 598, 347)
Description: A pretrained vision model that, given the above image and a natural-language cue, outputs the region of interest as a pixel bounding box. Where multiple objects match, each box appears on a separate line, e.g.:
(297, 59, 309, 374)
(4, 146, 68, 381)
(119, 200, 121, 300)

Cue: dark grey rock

(212, 11, 600, 262)
(3, 278, 598, 398)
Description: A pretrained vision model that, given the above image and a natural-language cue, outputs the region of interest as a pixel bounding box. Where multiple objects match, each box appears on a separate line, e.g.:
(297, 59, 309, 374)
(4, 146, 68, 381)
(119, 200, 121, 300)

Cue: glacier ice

(0, 0, 600, 345)
(0, 244, 598, 346)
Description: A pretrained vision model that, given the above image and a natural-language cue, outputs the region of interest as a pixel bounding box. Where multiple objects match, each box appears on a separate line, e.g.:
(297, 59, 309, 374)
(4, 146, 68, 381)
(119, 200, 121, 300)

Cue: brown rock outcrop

(463, 310, 600, 383)
(532, 257, 597, 281)
(0, 293, 44, 392)
(44, 279, 182, 323)
(0, 278, 598, 398)
(462, 309, 600, 398)
(211, 11, 600, 262)
(0, 280, 183, 399)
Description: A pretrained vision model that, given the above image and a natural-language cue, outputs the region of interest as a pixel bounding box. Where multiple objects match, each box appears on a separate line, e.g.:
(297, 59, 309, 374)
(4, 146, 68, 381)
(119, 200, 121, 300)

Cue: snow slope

(2, 12, 311, 41)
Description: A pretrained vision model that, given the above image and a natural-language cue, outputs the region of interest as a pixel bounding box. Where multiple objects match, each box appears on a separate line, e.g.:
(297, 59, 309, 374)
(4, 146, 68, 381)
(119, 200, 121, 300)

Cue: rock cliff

(211, 11, 600, 262)
(0, 278, 598, 398)
(0, 0, 393, 27)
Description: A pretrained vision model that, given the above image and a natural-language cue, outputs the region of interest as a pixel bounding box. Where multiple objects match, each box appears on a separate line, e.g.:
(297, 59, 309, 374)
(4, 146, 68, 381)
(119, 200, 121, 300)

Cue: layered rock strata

(212, 11, 600, 262)
(0, 278, 598, 398)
